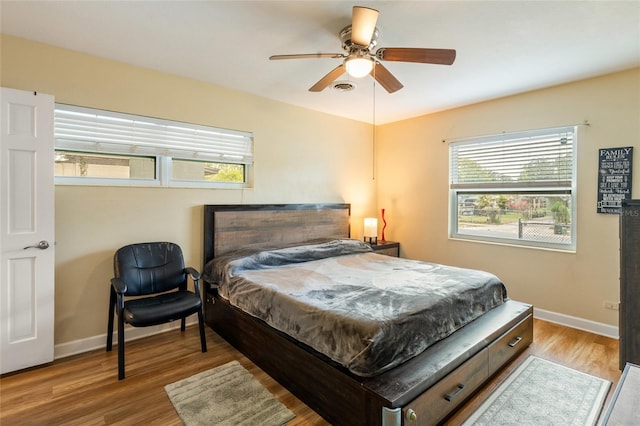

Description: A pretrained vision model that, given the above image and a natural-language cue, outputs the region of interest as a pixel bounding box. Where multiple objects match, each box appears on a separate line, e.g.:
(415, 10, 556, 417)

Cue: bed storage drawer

(487, 313, 533, 375)
(401, 348, 489, 425)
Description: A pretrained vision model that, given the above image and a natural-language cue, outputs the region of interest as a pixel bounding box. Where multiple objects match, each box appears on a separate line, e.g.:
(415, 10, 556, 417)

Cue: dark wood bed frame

(203, 204, 533, 426)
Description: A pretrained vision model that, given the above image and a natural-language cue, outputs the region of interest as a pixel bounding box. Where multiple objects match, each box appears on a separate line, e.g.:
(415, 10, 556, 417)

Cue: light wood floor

(0, 319, 621, 425)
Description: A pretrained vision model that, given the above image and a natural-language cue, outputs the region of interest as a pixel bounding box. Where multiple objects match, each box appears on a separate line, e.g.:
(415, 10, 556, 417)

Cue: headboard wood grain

(203, 204, 351, 264)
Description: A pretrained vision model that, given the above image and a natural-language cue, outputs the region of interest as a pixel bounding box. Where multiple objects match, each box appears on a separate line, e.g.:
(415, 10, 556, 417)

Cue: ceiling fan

(269, 6, 456, 94)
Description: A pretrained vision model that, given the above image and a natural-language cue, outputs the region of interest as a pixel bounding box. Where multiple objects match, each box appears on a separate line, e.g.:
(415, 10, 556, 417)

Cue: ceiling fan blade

(371, 62, 403, 93)
(351, 6, 379, 46)
(376, 48, 456, 65)
(270, 53, 345, 60)
(309, 64, 346, 92)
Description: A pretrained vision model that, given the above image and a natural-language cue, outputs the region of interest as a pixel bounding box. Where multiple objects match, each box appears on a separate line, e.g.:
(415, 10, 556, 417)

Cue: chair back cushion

(114, 242, 186, 296)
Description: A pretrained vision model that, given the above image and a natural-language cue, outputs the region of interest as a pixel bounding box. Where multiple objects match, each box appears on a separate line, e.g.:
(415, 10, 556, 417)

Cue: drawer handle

(508, 336, 523, 347)
(444, 384, 465, 402)
(405, 408, 417, 422)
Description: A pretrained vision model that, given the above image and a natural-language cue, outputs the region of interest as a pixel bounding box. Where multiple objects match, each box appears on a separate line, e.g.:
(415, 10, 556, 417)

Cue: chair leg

(180, 317, 186, 332)
(118, 315, 125, 380)
(197, 309, 207, 353)
(106, 288, 116, 352)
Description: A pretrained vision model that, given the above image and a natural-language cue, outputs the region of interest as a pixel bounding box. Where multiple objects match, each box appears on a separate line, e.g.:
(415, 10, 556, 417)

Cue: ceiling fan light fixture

(344, 55, 374, 78)
(270, 7, 456, 94)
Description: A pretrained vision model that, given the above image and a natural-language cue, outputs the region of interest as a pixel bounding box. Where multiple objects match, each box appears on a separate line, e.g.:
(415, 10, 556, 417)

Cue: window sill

(448, 235, 576, 254)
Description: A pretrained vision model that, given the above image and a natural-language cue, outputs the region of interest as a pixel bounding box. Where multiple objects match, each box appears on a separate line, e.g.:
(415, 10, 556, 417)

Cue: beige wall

(1, 35, 377, 345)
(2, 33, 638, 348)
(377, 68, 640, 327)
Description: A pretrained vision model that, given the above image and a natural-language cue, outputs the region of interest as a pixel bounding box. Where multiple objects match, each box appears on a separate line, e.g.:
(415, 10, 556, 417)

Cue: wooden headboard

(203, 204, 351, 264)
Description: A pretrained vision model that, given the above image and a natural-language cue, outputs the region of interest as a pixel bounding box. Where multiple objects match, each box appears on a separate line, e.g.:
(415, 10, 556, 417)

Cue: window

(449, 126, 576, 250)
(54, 104, 253, 188)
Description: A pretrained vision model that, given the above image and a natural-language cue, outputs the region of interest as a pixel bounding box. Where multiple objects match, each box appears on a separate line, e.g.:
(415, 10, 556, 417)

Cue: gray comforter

(204, 239, 507, 377)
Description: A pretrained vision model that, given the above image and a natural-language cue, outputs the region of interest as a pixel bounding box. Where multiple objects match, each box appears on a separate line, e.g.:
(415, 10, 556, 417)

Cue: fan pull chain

(372, 64, 376, 181)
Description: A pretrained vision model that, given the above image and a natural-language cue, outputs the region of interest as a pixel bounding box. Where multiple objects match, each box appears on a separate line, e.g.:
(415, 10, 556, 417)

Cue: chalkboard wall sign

(597, 146, 633, 214)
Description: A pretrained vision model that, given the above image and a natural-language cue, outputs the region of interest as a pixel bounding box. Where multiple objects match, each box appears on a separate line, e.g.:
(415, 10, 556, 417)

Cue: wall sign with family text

(597, 146, 633, 214)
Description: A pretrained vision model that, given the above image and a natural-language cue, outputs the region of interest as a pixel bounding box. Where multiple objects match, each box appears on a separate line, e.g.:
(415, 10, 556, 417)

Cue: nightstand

(369, 241, 399, 257)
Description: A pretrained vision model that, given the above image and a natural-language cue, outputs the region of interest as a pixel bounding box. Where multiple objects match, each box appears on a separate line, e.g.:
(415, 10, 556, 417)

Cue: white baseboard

(533, 307, 619, 339)
(55, 308, 618, 360)
(54, 318, 197, 360)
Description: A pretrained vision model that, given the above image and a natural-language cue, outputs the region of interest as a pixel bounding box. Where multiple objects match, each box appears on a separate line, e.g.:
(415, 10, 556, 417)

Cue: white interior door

(0, 87, 55, 374)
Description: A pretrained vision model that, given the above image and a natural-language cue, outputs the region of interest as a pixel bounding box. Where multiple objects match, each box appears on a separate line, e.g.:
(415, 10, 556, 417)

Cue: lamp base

(364, 236, 378, 245)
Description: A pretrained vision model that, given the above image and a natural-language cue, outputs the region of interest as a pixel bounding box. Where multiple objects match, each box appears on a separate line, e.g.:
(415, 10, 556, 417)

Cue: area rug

(165, 360, 295, 426)
(463, 355, 610, 426)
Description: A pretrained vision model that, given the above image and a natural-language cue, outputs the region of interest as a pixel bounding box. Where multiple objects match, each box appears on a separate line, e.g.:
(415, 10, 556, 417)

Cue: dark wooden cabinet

(620, 200, 640, 369)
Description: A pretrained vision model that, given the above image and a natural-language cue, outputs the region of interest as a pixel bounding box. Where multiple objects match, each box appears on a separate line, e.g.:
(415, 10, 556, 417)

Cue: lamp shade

(363, 217, 378, 238)
(344, 55, 374, 78)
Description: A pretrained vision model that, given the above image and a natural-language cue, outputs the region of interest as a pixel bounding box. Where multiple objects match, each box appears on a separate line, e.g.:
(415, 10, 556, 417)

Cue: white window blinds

(450, 126, 575, 190)
(54, 104, 253, 164)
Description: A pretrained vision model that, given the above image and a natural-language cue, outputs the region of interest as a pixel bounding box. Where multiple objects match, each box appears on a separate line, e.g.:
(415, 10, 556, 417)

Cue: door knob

(23, 240, 50, 250)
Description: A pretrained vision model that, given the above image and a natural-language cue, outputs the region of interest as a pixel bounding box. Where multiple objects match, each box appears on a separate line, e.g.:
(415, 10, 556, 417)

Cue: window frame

(54, 104, 253, 189)
(448, 126, 578, 251)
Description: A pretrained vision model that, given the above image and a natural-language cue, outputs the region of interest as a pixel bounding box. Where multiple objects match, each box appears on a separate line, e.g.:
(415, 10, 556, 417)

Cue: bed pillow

(202, 238, 372, 284)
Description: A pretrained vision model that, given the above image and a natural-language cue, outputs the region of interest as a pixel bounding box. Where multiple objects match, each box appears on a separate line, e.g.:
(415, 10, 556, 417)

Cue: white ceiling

(1, 1, 639, 124)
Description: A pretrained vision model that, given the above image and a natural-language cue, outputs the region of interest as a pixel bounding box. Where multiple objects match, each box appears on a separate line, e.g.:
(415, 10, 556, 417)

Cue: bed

(202, 204, 533, 426)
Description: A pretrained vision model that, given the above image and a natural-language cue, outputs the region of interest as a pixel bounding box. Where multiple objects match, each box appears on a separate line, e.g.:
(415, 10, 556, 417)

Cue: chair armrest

(184, 267, 202, 296)
(184, 267, 201, 281)
(111, 277, 127, 294)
